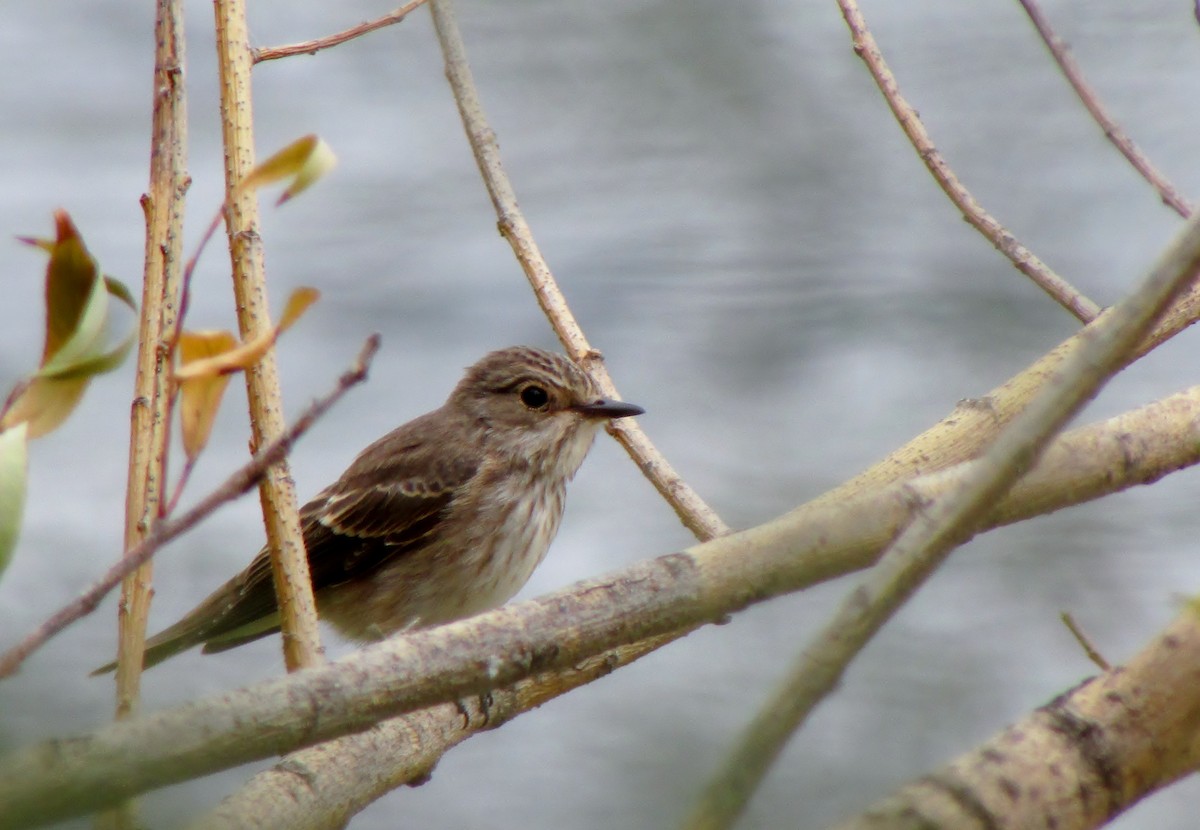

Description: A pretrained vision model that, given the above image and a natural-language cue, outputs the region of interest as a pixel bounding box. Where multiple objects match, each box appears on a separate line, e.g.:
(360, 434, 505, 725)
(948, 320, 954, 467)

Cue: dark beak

(573, 398, 645, 419)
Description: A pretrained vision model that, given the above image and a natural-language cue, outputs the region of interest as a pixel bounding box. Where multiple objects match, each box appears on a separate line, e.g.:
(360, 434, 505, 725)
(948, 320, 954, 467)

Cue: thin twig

(681, 185, 1200, 830)
(1018, 0, 1193, 218)
(836, 0, 1101, 324)
(427, 0, 730, 541)
(253, 0, 429, 63)
(0, 335, 380, 680)
(1060, 611, 1111, 671)
(160, 455, 196, 519)
(168, 202, 225, 358)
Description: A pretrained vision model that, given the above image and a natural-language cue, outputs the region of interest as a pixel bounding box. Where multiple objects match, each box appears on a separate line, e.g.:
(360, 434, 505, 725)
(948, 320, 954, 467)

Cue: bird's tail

(89, 570, 280, 676)
(90, 612, 213, 676)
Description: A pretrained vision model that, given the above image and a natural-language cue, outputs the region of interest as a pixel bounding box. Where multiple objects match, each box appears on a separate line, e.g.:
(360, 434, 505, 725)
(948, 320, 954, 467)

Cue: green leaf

(41, 212, 100, 363)
(38, 273, 111, 377)
(0, 212, 138, 438)
(103, 275, 137, 311)
(0, 423, 29, 579)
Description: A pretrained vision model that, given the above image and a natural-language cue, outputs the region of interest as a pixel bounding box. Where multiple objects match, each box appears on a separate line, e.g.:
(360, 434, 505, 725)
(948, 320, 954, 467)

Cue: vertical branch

(102, 3, 189, 827)
(114, 0, 188, 720)
(212, 0, 323, 671)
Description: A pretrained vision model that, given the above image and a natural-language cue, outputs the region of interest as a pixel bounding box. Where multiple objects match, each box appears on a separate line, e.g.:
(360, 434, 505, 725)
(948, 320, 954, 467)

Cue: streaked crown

(444, 346, 633, 480)
(449, 346, 600, 423)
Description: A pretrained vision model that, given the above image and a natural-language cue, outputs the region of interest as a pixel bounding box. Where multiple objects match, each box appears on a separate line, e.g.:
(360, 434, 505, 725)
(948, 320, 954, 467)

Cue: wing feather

(111, 410, 482, 669)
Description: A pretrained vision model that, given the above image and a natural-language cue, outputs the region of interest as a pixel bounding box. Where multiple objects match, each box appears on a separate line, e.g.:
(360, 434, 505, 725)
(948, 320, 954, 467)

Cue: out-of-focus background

(2, 1, 1199, 827)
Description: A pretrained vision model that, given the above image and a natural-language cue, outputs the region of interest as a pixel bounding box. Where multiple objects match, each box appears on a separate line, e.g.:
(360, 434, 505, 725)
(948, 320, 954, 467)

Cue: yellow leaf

(237, 135, 338, 206)
(174, 288, 320, 382)
(278, 286, 320, 331)
(173, 289, 319, 460)
(0, 423, 29, 577)
(177, 331, 239, 460)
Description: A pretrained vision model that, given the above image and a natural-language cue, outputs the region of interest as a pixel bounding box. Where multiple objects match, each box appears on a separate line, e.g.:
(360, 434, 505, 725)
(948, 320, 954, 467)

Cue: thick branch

(682, 177, 1200, 830)
(828, 609, 1200, 830)
(188, 638, 677, 829)
(4, 377, 1200, 824)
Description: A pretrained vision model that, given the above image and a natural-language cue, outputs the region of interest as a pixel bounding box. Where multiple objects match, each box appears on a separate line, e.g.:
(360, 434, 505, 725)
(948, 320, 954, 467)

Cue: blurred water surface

(3, 1, 1200, 827)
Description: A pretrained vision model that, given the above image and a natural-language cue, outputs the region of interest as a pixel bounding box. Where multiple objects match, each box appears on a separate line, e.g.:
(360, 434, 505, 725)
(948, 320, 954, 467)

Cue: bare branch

(682, 189, 1200, 830)
(1019, 0, 1193, 218)
(186, 636, 677, 829)
(0, 336, 380, 680)
(193, 372, 1200, 826)
(99, 7, 191, 827)
(427, 0, 730, 541)
(6, 373, 1200, 823)
(112, 0, 189, 726)
(253, 1, 429, 63)
(812, 262, 1200, 507)
(214, 0, 323, 671)
(829, 611, 1200, 829)
(836, 0, 1101, 323)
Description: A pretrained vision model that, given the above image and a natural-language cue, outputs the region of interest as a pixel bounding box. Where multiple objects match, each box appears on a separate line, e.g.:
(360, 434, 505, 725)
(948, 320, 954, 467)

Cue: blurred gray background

(2, 0, 1200, 827)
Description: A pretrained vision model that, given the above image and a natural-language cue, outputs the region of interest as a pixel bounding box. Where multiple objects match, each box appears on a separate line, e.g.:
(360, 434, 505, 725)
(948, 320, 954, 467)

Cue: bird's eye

(519, 384, 550, 410)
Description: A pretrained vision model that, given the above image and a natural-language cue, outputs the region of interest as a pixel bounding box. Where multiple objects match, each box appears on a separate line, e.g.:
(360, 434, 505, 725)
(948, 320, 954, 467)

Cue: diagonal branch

(680, 171, 1200, 830)
(828, 609, 1200, 830)
(427, 0, 730, 540)
(253, 0, 429, 63)
(836, 0, 1101, 323)
(7, 374, 1200, 824)
(1018, 0, 1193, 218)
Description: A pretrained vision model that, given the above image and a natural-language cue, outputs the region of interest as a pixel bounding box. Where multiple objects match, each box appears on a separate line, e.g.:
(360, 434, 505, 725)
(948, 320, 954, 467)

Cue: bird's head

(448, 346, 644, 475)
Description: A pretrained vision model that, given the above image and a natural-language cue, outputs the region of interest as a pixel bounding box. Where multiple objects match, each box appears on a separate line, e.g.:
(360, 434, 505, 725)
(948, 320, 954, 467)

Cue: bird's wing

(94, 414, 483, 670)
(197, 421, 482, 650)
(193, 484, 456, 652)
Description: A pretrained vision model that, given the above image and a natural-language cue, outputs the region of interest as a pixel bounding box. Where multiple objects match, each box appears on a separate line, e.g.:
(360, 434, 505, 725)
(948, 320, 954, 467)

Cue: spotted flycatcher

(94, 346, 643, 672)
